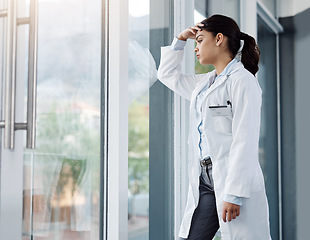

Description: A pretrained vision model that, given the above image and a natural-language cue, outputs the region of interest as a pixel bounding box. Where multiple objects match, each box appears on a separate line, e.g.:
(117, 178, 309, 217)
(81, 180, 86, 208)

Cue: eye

(197, 39, 202, 43)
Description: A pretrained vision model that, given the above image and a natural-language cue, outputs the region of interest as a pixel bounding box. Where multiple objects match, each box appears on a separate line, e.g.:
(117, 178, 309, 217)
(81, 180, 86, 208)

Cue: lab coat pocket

(209, 105, 233, 133)
(212, 115, 232, 134)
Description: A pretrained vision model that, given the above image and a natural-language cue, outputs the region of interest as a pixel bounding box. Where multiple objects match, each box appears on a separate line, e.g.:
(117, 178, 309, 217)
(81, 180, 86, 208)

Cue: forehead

(195, 31, 204, 39)
(195, 30, 211, 39)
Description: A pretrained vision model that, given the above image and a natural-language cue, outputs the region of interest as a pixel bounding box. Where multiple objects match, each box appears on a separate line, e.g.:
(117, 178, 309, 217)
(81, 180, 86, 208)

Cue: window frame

(105, 0, 176, 239)
(105, 0, 129, 239)
(173, 1, 196, 239)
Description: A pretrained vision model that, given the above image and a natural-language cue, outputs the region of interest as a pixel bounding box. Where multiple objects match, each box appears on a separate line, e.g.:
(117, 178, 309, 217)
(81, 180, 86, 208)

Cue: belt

(200, 156, 212, 167)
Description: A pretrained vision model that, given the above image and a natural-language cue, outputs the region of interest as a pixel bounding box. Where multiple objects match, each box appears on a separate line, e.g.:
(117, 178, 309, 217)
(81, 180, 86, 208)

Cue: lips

(196, 54, 200, 59)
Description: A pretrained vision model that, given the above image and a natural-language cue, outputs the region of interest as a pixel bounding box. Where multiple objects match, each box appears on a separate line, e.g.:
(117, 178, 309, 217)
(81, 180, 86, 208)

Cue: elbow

(157, 61, 167, 80)
(157, 67, 163, 80)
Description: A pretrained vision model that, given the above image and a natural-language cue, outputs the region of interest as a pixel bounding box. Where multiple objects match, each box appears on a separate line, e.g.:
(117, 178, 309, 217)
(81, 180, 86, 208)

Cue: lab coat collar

(194, 60, 244, 100)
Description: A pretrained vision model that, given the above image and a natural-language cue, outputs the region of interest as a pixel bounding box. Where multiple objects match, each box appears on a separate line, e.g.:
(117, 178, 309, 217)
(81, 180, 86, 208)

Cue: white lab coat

(157, 46, 271, 240)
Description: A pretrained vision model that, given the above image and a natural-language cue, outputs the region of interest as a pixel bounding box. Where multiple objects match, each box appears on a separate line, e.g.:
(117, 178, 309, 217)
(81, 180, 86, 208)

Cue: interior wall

(279, 15, 296, 240)
(278, 0, 310, 17)
(279, 6, 310, 240)
(293, 7, 310, 240)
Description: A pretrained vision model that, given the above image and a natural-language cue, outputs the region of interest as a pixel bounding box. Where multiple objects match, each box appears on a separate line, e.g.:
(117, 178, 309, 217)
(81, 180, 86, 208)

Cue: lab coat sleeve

(223, 194, 243, 205)
(157, 46, 206, 100)
(224, 73, 262, 198)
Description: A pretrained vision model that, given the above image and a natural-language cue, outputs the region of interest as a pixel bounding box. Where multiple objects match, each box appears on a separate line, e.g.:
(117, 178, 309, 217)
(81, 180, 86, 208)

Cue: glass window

(257, 15, 279, 240)
(195, 0, 215, 74)
(128, 0, 174, 239)
(22, 1, 102, 239)
(127, 2, 151, 239)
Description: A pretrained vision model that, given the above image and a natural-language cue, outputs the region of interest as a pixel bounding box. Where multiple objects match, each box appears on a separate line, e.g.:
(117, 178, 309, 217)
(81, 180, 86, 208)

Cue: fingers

(189, 23, 204, 34)
(193, 23, 204, 31)
(231, 210, 236, 220)
(188, 27, 196, 35)
(188, 26, 200, 35)
(179, 23, 205, 40)
(222, 208, 227, 223)
(191, 26, 202, 32)
(222, 201, 241, 223)
(227, 209, 232, 222)
(196, 22, 205, 27)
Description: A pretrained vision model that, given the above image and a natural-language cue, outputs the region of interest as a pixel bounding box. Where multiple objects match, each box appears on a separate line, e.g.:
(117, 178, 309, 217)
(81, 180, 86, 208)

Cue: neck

(214, 55, 233, 76)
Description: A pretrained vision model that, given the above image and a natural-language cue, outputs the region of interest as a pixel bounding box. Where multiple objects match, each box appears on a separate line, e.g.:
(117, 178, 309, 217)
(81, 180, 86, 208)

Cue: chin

(198, 58, 208, 65)
(200, 60, 208, 65)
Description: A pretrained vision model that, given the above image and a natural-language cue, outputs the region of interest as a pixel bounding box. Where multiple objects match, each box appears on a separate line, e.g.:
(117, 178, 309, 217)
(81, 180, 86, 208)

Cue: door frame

(240, 0, 283, 239)
(0, 0, 27, 239)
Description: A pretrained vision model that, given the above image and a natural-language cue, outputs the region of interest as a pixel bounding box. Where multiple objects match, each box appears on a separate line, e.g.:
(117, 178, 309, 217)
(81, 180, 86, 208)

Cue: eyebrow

(196, 34, 203, 41)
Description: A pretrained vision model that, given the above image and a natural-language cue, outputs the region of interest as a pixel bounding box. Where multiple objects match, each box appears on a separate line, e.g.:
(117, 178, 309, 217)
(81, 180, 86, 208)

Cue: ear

(215, 33, 224, 46)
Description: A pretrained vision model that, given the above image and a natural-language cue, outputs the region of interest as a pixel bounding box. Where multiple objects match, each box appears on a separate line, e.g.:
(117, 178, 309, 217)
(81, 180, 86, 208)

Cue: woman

(157, 15, 271, 240)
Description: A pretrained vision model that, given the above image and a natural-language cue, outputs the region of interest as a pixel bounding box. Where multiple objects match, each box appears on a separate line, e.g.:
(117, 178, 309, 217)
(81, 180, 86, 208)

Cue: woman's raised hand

(177, 23, 204, 41)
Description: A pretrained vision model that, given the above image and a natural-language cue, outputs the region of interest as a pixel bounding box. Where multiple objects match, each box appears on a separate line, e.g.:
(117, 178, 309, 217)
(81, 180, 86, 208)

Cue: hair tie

(240, 32, 247, 40)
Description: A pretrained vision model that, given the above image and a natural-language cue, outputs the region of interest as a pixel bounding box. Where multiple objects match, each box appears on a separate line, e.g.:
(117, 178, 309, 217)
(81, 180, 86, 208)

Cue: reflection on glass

(128, 0, 154, 239)
(22, 0, 101, 239)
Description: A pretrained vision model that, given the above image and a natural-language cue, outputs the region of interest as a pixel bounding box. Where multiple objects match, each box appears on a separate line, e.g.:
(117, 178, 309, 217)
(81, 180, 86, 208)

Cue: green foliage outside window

(195, 58, 215, 74)
(128, 96, 149, 195)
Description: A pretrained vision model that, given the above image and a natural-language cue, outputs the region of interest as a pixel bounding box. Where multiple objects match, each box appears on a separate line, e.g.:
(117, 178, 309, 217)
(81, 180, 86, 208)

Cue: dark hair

(199, 14, 260, 75)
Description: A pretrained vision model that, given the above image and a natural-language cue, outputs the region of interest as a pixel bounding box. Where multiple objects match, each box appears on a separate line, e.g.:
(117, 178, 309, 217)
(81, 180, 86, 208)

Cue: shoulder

(229, 62, 261, 93)
(230, 62, 255, 82)
(195, 69, 216, 84)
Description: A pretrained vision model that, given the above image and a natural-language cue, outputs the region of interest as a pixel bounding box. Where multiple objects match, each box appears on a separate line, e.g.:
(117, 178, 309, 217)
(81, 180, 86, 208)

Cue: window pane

(22, 1, 102, 239)
(128, 1, 151, 239)
(195, 0, 215, 74)
(128, 0, 174, 239)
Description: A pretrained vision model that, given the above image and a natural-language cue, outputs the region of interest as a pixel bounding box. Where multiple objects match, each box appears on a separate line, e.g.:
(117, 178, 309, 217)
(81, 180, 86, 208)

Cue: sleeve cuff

(223, 194, 243, 206)
(170, 37, 187, 51)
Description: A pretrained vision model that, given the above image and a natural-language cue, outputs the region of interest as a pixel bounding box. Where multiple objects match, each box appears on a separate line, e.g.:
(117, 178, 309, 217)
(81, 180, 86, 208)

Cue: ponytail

(240, 32, 260, 75)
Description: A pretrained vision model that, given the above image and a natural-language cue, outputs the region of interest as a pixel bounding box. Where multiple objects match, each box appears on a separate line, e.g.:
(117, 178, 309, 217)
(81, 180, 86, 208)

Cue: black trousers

(181, 164, 220, 240)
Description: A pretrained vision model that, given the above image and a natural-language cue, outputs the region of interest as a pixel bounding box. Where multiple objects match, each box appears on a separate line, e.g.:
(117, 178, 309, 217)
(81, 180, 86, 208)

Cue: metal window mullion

(17, 17, 30, 25)
(4, 0, 17, 149)
(173, 1, 194, 239)
(107, 0, 128, 239)
(257, 0, 283, 34)
(26, 0, 38, 149)
(1, 0, 38, 149)
(276, 33, 283, 240)
(100, 0, 109, 239)
(173, 1, 182, 239)
(0, 9, 7, 17)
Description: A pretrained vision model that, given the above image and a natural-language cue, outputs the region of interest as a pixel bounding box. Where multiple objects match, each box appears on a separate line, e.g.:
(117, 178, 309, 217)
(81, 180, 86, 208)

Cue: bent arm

(224, 73, 262, 198)
(157, 39, 206, 100)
